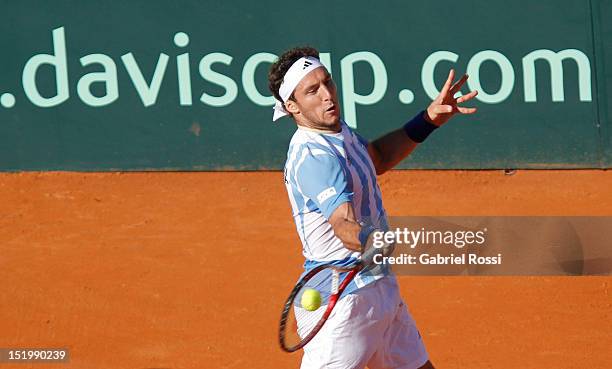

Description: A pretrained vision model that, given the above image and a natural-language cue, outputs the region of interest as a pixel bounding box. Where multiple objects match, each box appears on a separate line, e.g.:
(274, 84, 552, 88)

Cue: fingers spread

(458, 106, 478, 114)
(456, 90, 478, 103)
(439, 69, 455, 97)
(450, 74, 469, 95)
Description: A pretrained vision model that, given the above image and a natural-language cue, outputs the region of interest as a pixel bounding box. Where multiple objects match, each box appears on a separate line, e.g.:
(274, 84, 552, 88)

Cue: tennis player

(269, 46, 477, 369)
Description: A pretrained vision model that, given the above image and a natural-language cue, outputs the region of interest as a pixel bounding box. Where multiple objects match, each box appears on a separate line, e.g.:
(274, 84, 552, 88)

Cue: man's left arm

(367, 69, 478, 175)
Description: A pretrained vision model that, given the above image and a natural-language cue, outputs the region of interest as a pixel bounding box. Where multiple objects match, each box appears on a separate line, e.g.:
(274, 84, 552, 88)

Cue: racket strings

(280, 265, 360, 352)
(284, 284, 328, 347)
(282, 268, 343, 348)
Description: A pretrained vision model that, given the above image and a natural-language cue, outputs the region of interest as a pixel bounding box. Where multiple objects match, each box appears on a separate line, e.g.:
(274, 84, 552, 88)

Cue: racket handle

(361, 239, 395, 266)
(331, 269, 339, 293)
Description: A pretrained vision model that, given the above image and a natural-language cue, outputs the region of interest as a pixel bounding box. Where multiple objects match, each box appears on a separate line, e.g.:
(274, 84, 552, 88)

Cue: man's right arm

(328, 202, 362, 252)
(329, 202, 395, 265)
(294, 149, 375, 253)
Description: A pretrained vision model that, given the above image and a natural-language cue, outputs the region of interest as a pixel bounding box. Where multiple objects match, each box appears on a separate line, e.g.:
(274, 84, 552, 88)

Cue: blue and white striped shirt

(284, 119, 391, 298)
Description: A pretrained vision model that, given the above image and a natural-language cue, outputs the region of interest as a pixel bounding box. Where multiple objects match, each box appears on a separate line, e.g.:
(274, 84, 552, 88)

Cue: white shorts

(299, 276, 429, 369)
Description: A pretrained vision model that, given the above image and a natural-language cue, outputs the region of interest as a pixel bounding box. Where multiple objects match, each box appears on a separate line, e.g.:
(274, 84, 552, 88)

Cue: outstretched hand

(425, 69, 478, 127)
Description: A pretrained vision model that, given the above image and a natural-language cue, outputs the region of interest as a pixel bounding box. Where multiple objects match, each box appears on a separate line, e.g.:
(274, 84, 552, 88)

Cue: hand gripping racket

(278, 261, 363, 352)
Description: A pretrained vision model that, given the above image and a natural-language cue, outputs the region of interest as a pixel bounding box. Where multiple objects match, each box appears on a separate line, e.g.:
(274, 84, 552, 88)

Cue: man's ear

(284, 99, 300, 115)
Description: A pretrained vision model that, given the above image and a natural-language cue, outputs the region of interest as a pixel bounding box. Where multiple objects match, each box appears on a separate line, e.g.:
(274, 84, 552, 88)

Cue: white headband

(272, 56, 325, 122)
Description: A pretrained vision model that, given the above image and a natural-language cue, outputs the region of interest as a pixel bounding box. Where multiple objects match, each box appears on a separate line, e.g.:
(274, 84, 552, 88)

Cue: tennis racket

(279, 261, 363, 352)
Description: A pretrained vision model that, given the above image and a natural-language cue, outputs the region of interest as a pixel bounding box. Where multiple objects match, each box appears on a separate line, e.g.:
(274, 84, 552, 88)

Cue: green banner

(0, 1, 609, 170)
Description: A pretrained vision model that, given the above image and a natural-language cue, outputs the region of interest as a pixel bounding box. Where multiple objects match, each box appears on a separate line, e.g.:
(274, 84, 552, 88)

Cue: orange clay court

(0, 170, 611, 369)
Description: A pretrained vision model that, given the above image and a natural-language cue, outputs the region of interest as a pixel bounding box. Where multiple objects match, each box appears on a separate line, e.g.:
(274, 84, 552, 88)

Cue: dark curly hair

(268, 46, 320, 106)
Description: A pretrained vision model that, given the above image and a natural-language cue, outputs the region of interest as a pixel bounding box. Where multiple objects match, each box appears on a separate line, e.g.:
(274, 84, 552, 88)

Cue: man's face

(286, 67, 341, 130)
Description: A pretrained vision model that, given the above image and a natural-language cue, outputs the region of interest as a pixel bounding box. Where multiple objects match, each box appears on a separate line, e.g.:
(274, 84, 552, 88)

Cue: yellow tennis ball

(301, 288, 322, 311)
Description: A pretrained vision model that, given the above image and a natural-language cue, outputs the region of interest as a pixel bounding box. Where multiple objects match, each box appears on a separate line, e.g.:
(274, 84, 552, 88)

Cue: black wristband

(403, 110, 439, 143)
